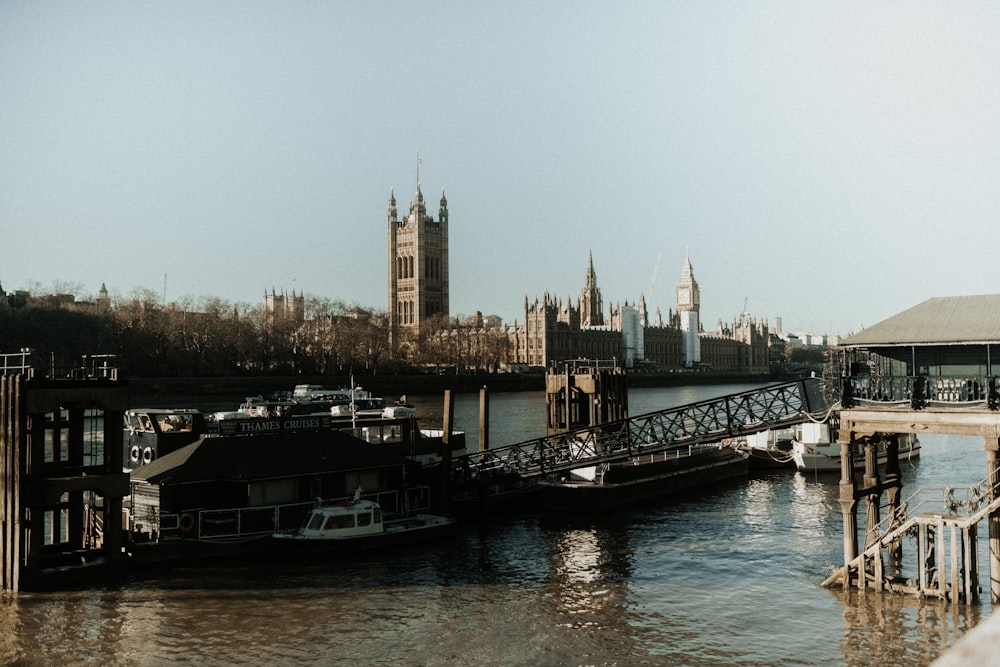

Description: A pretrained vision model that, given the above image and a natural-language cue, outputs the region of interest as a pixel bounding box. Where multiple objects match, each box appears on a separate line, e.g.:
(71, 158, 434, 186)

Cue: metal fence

(0, 350, 118, 380)
(155, 486, 434, 541)
(841, 375, 1000, 410)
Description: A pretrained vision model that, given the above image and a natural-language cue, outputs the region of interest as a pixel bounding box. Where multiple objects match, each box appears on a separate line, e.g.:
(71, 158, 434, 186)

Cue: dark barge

(536, 443, 748, 512)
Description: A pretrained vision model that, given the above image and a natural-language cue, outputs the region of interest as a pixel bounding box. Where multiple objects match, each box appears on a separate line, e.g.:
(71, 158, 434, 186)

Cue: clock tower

(676, 253, 701, 367)
(676, 253, 700, 314)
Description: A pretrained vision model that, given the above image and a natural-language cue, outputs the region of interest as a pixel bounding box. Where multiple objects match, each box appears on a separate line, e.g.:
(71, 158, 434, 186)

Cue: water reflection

(545, 525, 632, 628)
(4, 386, 993, 666)
(835, 589, 982, 667)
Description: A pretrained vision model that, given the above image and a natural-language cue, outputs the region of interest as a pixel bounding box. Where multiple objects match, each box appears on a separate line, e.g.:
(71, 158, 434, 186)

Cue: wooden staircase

(822, 482, 1000, 603)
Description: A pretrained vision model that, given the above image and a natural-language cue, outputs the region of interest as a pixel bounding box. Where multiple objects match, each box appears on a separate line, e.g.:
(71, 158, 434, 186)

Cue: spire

(439, 188, 448, 224)
(388, 188, 398, 223)
(681, 250, 694, 281)
(409, 184, 426, 224)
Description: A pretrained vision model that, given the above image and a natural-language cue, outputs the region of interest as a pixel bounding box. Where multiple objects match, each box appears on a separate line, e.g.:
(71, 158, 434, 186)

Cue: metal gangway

(452, 377, 833, 481)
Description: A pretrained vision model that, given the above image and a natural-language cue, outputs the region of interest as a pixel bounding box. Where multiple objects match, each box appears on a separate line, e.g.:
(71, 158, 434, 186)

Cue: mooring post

(479, 386, 489, 453)
(564, 365, 572, 432)
(985, 436, 1000, 603)
(439, 390, 454, 514)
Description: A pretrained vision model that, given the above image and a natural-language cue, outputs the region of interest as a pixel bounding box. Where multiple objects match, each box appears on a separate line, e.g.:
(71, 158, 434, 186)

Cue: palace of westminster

(384, 182, 773, 375)
(3, 178, 779, 375)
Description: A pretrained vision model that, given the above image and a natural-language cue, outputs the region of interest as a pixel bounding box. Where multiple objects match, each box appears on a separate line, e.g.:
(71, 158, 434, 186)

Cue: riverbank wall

(126, 371, 776, 408)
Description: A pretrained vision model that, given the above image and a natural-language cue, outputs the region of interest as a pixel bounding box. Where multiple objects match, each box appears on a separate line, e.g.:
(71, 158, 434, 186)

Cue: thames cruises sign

(218, 415, 332, 436)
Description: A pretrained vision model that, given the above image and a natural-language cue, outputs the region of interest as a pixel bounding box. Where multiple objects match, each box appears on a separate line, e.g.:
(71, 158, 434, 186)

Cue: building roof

(131, 429, 410, 485)
(840, 295, 1000, 347)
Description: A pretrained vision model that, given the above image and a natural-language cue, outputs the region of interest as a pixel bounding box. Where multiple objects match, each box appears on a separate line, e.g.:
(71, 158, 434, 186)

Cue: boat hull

(792, 436, 920, 473)
(129, 535, 275, 566)
(537, 446, 748, 512)
(272, 513, 457, 555)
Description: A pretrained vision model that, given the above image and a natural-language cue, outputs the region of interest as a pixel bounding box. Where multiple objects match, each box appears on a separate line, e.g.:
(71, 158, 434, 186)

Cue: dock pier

(823, 401, 1000, 605)
(1, 353, 129, 591)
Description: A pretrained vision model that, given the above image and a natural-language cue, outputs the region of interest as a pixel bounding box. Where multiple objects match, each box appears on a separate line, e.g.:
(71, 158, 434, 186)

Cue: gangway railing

(452, 377, 831, 481)
(821, 476, 1000, 602)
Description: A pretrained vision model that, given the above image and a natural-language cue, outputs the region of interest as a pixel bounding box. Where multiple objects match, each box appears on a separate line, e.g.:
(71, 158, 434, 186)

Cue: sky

(3, 2, 1000, 337)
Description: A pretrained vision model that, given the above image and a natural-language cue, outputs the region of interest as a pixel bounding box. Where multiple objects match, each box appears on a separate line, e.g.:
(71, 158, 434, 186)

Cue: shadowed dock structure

(1, 352, 129, 591)
(823, 295, 1000, 605)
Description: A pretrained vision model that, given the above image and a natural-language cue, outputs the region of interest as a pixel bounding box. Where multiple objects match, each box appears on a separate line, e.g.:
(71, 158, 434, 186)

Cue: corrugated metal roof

(841, 295, 1000, 347)
(132, 429, 409, 484)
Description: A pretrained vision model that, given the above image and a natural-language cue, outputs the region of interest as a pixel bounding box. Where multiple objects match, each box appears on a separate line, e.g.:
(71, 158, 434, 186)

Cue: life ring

(142, 447, 153, 464)
(722, 438, 732, 446)
(179, 513, 195, 535)
(130, 445, 141, 463)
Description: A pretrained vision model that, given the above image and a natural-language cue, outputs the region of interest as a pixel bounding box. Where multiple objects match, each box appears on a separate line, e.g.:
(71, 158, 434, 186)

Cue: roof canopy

(132, 429, 409, 484)
(841, 295, 1000, 348)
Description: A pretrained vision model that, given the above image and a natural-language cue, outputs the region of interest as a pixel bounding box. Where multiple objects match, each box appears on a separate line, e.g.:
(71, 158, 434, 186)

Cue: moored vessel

(791, 422, 920, 473)
(536, 442, 748, 512)
(734, 426, 797, 470)
(272, 491, 456, 554)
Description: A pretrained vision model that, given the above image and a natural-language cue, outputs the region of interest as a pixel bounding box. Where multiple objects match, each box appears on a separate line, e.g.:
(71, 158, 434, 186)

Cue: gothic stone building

(387, 184, 450, 346)
(510, 254, 769, 374)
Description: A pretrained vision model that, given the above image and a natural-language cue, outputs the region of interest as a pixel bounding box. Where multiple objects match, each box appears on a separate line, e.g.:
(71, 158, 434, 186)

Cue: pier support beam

(884, 435, 903, 578)
(838, 435, 859, 588)
(863, 437, 881, 552)
(986, 437, 1000, 604)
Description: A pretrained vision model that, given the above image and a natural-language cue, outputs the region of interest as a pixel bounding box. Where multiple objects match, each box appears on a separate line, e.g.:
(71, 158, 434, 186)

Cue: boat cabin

(123, 408, 207, 469)
(298, 498, 385, 538)
(127, 428, 428, 542)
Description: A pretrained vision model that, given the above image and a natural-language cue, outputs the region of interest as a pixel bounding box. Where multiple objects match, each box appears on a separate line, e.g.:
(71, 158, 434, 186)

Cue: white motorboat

(272, 491, 456, 554)
(791, 422, 920, 473)
(733, 427, 796, 470)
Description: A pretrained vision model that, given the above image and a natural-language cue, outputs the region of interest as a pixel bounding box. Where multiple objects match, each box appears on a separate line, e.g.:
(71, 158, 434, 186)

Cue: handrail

(452, 377, 831, 481)
(840, 374, 1000, 410)
(822, 490, 1000, 589)
(151, 486, 434, 541)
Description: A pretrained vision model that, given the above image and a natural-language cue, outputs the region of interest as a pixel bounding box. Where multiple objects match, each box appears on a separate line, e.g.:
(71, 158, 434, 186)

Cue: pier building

(825, 295, 1000, 604)
(1, 352, 128, 591)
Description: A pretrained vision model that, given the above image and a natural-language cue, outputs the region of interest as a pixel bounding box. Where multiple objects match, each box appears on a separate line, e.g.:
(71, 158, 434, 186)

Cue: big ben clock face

(678, 288, 690, 305)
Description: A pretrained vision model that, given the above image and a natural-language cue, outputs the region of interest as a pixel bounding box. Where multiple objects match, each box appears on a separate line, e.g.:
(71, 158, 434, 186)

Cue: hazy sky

(4, 2, 999, 336)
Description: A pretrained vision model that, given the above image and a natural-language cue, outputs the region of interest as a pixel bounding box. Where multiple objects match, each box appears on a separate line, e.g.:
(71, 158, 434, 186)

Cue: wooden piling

(479, 386, 489, 453)
(438, 390, 454, 514)
(545, 363, 628, 434)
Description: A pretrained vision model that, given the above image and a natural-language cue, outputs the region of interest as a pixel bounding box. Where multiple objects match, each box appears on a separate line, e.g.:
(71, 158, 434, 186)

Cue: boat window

(155, 413, 193, 432)
(357, 512, 371, 527)
(323, 514, 356, 530)
(306, 513, 325, 531)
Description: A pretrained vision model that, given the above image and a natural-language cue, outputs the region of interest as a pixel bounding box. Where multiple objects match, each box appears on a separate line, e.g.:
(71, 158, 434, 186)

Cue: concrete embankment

(126, 371, 776, 409)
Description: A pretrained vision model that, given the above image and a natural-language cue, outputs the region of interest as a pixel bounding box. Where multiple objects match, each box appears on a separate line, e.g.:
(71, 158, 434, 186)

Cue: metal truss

(452, 377, 830, 481)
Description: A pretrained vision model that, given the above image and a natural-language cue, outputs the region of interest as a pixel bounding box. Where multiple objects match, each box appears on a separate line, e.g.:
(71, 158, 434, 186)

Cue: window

(324, 514, 356, 530)
(249, 478, 296, 506)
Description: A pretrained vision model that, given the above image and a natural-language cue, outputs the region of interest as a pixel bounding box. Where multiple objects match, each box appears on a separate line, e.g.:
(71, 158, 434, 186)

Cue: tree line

(0, 292, 513, 377)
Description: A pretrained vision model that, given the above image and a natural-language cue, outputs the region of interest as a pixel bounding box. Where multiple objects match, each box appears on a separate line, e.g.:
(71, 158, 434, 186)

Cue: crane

(738, 297, 749, 326)
(646, 251, 662, 303)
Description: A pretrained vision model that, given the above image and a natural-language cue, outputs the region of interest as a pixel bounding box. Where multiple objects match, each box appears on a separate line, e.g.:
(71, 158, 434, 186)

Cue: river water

(0, 384, 991, 665)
